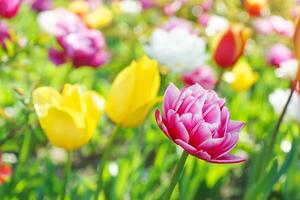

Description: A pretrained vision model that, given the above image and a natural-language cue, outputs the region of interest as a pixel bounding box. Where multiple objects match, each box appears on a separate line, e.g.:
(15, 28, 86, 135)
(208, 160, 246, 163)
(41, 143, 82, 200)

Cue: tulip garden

(1, 0, 300, 199)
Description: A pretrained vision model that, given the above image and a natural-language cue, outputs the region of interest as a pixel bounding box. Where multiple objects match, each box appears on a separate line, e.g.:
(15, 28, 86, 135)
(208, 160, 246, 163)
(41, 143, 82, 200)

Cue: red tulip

(244, 0, 267, 17)
(0, 155, 12, 184)
(213, 26, 249, 69)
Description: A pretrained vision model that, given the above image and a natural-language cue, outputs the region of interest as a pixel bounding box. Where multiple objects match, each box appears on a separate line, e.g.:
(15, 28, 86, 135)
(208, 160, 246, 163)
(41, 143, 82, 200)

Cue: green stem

(94, 124, 120, 200)
(60, 151, 73, 200)
(214, 70, 224, 92)
(164, 151, 189, 200)
(258, 87, 295, 178)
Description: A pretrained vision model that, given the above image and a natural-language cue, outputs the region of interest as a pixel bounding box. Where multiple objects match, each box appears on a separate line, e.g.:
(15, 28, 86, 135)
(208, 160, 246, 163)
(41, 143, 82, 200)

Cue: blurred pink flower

(182, 66, 216, 90)
(37, 8, 86, 36)
(270, 16, 294, 38)
(291, 6, 300, 20)
(266, 44, 292, 68)
(252, 18, 273, 35)
(162, 17, 193, 32)
(0, 0, 22, 19)
(155, 83, 246, 164)
(200, 0, 213, 12)
(48, 29, 109, 68)
(198, 14, 210, 27)
(141, 0, 156, 9)
(163, 0, 186, 16)
(31, 0, 52, 12)
(0, 22, 11, 48)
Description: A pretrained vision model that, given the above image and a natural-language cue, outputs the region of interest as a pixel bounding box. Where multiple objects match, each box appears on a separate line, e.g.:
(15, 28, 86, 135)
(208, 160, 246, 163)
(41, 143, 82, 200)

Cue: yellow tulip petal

(130, 56, 160, 112)
(61, 84, 85, 113)
(84, 91, 105, 121)
(230, 60, 258, 92)
(40, 107, 89, 150)
(122, 97, 162, 128)
(84, 7, 113, 29)
(106, 62, 137, 124)
(32, 87, 62, 117)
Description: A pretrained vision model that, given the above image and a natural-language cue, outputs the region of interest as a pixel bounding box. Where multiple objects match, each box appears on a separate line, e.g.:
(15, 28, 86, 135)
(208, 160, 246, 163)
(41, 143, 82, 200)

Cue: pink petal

(166, 110, 189, 142)
(189, 122, 211, 147)
(203, 154, 246, 164)
(227, 120, 245, 133)
(203, 102, 221, 126)
(180, 113, 193, 132)
(155, 109, 172, 139)
(48, 48, 66, 65)
(174, 139, 197, 154)
(164, 83, 180, 114)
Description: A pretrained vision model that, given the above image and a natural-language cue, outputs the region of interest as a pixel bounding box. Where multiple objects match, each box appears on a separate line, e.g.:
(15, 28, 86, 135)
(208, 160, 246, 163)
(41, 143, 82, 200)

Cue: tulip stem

(61, 151, 72, 200)
(164, 150, 189, 200)
(94, 124, 120, 200)
(214, 70, 224, 92)
(258, 86, 295, 177)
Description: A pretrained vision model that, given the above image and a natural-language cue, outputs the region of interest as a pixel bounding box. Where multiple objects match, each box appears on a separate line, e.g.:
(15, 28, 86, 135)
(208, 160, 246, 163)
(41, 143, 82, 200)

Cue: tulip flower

(83, 6, 113, 29)
(0, 155, 12, 184)
(156, 83, 246, 163)
(48, 29, 109, 68)
(141, 0, 156, 9)
(157, 83, 245, 199)
(33, 84, 105, 150)
(224, 60, 258, 92)
(182, 66, 217, 90)
(145, 28, 207, 73)
(69, 0, 89, 16)
(0, 0, 22, 19)
(266, 44, 292, 68)
(37, 8, 86, 36)
(213, 26, 249, 69)
(106, 56, 160, 128)
(31, 0, 52, 12)
(244, 0, 267, 17)
(0, 22, 11, 48)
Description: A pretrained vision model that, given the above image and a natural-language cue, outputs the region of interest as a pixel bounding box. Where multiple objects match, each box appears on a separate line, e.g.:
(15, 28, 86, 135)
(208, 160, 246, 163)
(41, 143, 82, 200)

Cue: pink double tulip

(0, 22, 10, 48)
(48, 29, 109, 68)
(0, 0, 22, 19)
(155, 83, 246, 163)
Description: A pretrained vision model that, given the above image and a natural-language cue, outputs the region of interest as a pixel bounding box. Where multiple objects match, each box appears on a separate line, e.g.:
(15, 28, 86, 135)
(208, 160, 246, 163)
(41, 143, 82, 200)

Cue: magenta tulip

(31, 0, 52, 12)
(155, 83, 246, 164)
(0, 0, 22, 19)
(48, 29, 109, 68)
(0, 22, 10, 48)
(182, 66, 216, 90)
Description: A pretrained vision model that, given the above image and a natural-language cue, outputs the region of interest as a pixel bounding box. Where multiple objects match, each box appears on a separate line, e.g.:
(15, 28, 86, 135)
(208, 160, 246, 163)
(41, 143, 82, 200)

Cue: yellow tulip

(224, 59, 258, 92)
(69, 0, 90, 16)
(106, 56, 161, 128)
(33, 84, 105, 150)
(83, 6, 113, 29)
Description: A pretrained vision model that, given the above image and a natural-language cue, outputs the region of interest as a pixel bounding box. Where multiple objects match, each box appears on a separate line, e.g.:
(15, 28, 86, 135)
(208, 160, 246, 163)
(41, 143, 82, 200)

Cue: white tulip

(145, 28, 208, 73)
